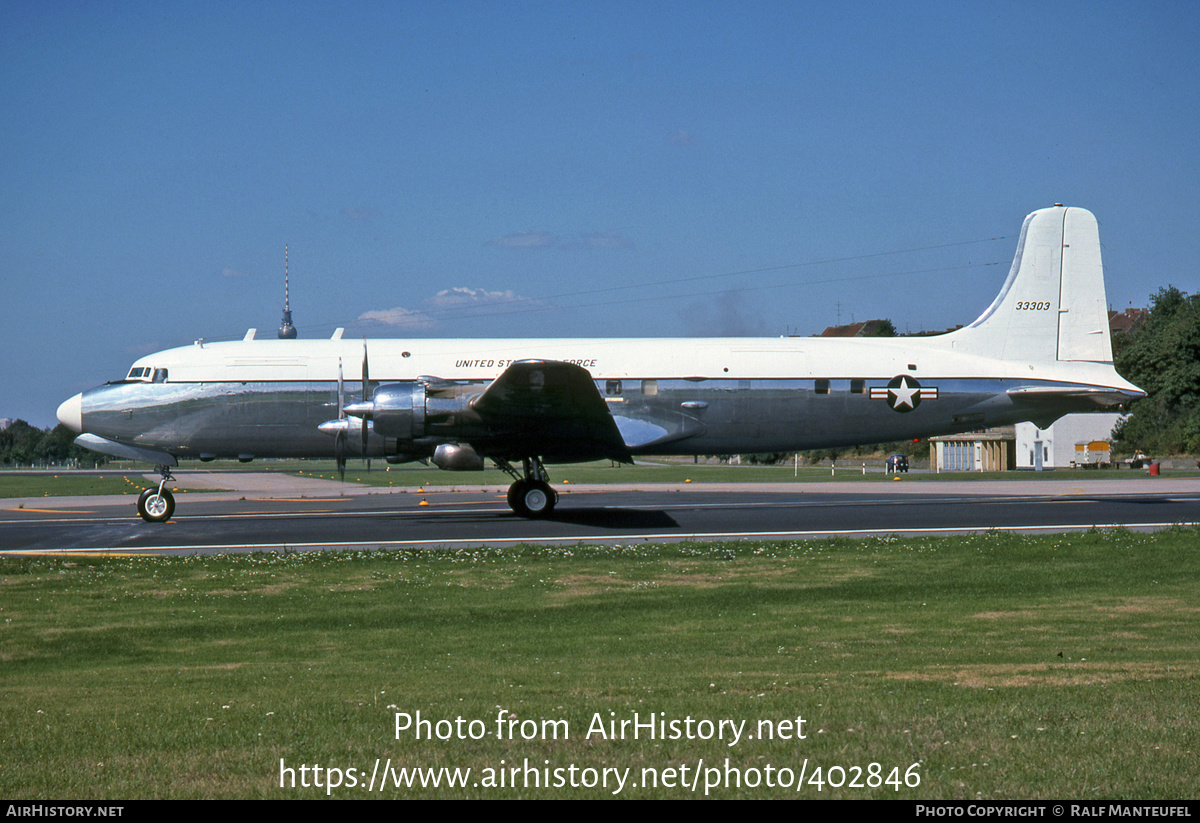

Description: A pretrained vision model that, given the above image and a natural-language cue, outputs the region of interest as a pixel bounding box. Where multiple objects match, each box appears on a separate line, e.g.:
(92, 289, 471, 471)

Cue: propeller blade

(335, 431, 346, 482)
(336, 356, 347, 479)
(362, 341, 371, 400)
(337, 357, 345, 419)
(361, 341, 370, 456)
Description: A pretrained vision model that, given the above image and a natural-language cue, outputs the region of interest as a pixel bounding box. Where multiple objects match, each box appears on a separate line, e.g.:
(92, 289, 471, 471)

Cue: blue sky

(3, 1, 1198, 427)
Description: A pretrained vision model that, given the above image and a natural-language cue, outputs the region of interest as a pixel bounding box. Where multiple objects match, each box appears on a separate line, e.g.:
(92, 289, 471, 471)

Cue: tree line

(1113, 286, 1200, 455)
(0, 421, 107, 467)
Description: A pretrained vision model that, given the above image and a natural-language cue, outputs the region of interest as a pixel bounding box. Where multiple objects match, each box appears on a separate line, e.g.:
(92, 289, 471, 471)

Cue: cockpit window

(152, 368, 168, 383)
(126, 366, 154, 381)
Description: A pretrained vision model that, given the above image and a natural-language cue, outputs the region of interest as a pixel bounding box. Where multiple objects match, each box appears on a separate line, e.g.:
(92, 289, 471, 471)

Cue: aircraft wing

(469, 360, 632, 463)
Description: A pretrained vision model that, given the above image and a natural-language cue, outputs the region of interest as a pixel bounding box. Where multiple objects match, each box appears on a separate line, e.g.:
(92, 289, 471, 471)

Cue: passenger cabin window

(641, 379, 658, 397)
(606, 380, 623, 396)
(850, 379, 865, 394)
(814, 379, 830, 395)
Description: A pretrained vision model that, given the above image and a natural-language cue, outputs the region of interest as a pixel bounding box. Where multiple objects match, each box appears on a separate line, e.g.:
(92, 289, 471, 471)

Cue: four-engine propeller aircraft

(57, 206, 1144, 521)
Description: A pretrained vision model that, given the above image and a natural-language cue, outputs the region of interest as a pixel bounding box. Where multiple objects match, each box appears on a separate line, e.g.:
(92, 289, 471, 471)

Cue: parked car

(886, 454, 909, 473)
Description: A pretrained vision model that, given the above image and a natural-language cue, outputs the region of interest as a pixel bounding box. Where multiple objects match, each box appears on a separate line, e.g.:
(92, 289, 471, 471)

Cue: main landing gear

(497, 457, 558, 518)
(137, 466, 176, 523)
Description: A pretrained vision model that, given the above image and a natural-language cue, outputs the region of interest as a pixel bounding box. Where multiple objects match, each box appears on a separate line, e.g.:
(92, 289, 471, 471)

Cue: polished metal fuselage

(75, 368, 1118, 463)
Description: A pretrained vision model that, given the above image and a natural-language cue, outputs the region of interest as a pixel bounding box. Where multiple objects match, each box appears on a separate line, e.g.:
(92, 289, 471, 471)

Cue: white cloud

(430, 287, 522, 308)
(358, 286, 544, 331)
(357, 306, 437, 329)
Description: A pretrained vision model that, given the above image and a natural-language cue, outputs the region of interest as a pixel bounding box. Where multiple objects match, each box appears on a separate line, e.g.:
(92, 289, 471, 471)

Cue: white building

(1015, 413, 1124, 470)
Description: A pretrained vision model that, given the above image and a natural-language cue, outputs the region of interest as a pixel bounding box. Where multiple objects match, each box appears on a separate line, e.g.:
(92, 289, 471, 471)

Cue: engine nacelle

(352, 381, 483, 463)
(327, 378, 486, 464)
(368, 382, 425, 439)
(432, 443, 485, 471)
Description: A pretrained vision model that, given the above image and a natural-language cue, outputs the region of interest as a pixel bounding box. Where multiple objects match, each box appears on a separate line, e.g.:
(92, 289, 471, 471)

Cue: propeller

(336, 357, 347, 481)
(361, 341, 372, 469)
(321, 346, 377, 480)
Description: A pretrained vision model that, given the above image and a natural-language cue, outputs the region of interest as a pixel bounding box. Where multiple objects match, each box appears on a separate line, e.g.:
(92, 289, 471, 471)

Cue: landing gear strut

(137, 466, 176, 523)
(498, 457, 558, 518)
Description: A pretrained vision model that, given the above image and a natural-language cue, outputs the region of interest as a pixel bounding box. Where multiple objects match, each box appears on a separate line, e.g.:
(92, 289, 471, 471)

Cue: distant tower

(278, 245, 298, 339)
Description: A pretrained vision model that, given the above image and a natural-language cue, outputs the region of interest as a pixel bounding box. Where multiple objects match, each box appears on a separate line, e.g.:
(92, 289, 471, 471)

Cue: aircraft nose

(57, 393, 83, 433)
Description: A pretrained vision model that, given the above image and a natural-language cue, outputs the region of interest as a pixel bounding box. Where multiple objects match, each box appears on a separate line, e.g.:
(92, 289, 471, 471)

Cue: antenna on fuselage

(278, 244, 298, 339)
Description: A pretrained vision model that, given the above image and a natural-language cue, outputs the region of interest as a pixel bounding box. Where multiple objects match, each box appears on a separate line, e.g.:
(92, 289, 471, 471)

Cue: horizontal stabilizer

(1006, 385, 1145, 409)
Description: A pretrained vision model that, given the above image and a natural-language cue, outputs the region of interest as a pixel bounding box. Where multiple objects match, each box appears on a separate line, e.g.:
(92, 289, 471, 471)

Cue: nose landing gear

(137, 466, 176, 523)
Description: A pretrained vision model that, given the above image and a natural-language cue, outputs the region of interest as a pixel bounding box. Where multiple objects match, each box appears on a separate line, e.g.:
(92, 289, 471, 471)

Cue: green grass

(290, 458, 861, 486)
(4, 458, 1191, 498)
(0, 473, 209, 500)
(2, 528, 1198, 798)
(271, 458, 1189, 487)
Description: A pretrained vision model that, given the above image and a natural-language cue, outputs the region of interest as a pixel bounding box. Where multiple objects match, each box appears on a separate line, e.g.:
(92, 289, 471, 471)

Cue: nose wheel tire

(137, 487, 175, 523)
(507, 479, 557, 518)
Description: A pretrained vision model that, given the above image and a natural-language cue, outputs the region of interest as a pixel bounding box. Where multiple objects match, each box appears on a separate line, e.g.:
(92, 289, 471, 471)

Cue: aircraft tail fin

(949, 206, 1113, 363)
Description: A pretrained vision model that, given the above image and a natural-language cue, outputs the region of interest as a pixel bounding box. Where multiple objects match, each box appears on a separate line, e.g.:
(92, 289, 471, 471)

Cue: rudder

(1056, 208, 1113, 362)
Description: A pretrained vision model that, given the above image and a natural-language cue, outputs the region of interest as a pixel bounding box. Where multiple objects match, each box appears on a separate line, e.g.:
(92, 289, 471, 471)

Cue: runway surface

(2, 471, 1198, 555)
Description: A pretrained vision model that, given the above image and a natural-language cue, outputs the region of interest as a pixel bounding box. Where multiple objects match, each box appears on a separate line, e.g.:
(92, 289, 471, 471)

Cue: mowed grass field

(4, 457, 1192, 499)
(2, 528, 1198, 799)
(1, 460, 881, 497)
(0, 473, 176, 499)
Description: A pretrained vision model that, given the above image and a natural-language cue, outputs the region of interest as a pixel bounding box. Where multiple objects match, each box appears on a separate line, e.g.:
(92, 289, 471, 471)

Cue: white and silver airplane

(57, 205, 1144, 521)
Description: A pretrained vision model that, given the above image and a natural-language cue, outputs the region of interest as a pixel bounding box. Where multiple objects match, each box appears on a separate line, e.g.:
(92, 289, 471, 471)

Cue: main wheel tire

(137, 487, 175, 523)
(507, 480, 528, 513)
(507, 479, 556, 518)
(521, 480, 555, 518)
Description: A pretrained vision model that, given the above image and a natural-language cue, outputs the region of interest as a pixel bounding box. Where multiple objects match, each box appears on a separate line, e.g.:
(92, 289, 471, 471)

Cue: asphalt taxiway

(1, 471, 1197, 555)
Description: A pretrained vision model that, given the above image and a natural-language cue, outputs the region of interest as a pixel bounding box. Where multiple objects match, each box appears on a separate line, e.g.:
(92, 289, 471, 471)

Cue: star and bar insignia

(869, 375, 938, 412)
